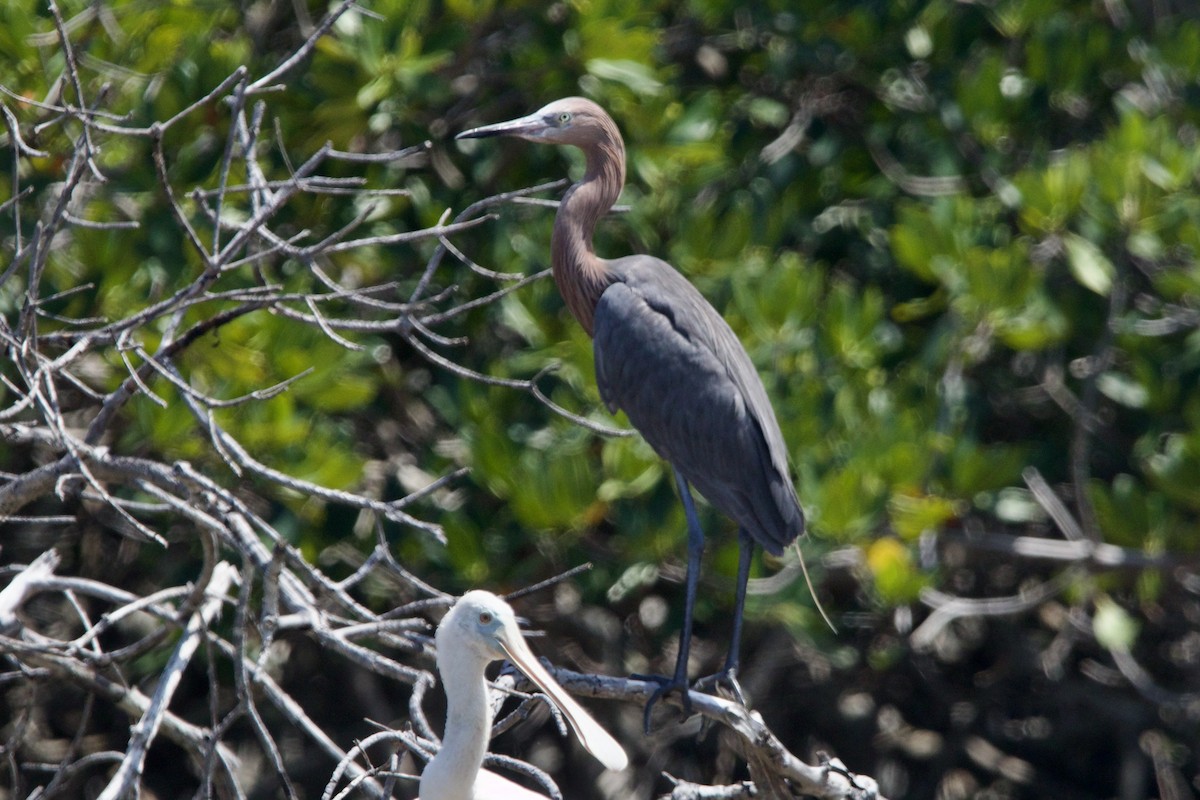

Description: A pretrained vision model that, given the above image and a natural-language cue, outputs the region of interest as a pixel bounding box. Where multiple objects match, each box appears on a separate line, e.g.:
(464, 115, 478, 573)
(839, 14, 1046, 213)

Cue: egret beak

(456, 112, 548, 141)
(494, 623, 628, 772)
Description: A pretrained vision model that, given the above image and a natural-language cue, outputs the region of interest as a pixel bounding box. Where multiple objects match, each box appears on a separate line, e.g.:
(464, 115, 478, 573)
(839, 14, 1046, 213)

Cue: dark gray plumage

(594, 256, 803, 556)
(457, 97, 804, 726)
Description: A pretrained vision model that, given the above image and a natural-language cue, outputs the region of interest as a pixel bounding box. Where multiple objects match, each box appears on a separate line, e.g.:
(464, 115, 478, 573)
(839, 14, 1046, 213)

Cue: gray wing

(593, 255, 803, 555)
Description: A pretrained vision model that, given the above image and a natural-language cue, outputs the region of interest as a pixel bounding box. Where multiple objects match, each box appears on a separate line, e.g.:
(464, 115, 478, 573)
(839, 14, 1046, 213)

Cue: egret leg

(638, 468, 704, 732)
(695, 531, 753, 705)
(674, 469, 706, 689)
(727, 530, 755, 675)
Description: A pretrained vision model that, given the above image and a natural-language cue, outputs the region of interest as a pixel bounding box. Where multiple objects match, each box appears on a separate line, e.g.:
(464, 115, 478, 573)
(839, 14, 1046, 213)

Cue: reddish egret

(419, 590, 627, 800)
(458, 98, 806, 727)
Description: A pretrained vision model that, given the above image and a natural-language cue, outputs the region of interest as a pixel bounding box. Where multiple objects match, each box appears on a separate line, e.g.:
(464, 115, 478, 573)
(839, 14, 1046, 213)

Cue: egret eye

(558, 112, 572, 125)
(478, 611, 493, 625)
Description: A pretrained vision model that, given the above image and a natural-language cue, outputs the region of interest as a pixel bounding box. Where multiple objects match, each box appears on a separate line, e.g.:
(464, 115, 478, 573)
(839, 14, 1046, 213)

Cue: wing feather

(592, 256, 803, 553)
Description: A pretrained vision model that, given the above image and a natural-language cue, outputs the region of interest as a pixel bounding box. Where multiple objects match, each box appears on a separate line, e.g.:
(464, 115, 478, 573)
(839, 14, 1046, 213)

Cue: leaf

(1064, 233, 1115, 295)
(865, 539, 925, 603)
(1096, 372, 1149, 409)
(1093, 596, 1139, 652)
(888, 492, 961, 540)
(994, 487, 1048, 523)
(747, 97, 789, 128)
(585, 59, 663, 96)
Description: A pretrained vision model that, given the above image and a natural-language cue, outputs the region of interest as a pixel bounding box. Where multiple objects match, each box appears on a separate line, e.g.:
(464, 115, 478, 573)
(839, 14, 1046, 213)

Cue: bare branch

(97, 562, 238, 800)
(0, 550, 62, 633)
(910, 569, 1079, 650)
(247, 0, 364, 92)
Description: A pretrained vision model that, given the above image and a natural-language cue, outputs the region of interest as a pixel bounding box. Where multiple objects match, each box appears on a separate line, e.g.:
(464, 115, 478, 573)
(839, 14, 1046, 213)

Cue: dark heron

(457, 97, 806, 727)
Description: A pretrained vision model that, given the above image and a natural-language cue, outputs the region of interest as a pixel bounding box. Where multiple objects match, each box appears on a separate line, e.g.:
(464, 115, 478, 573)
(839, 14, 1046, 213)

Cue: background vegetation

(2, 0, 1199, 798)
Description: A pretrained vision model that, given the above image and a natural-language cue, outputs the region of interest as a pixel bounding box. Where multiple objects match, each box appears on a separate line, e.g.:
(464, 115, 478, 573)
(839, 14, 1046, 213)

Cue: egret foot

(692, 667, 746, 706)
(633, 672, 694, 733)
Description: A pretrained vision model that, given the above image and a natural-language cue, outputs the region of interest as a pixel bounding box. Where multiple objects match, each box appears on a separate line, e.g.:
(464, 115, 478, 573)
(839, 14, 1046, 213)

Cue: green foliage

(1092, 594, 1139, 652)
(6, 2, 1200, 797)
(439, 0, 1200, 628)
(5, 0, 1198, 685)
(866, 537, 930, 604)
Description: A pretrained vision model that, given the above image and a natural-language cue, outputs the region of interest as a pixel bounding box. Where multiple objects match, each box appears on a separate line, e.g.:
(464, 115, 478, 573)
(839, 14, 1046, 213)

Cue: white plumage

(418, 591, 627, 800)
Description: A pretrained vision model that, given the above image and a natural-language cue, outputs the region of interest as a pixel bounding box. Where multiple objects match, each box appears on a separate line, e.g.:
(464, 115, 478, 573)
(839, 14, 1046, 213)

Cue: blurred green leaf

(865, 538, 926, 604)
(1093, 596, 1139, 652)
(888, 493, 962, 540)
(1064, 233, 1115, 295)
(586, 59, 664, 96)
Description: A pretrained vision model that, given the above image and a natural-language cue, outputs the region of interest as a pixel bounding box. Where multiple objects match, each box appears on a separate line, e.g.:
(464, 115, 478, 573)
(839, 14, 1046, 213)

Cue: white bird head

(437, 590, 629, 772)
(436, 590, 522, 663)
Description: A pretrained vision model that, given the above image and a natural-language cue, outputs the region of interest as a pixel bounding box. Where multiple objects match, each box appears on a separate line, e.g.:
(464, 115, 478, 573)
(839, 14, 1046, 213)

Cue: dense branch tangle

(0, 2, 511, 541)
(0, 2, 573, 798)
(0, 5, 895, 800)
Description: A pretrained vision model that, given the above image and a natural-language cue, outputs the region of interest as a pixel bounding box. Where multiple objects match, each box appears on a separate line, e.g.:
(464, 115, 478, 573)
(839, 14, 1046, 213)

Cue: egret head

(456, 97, 618, 148)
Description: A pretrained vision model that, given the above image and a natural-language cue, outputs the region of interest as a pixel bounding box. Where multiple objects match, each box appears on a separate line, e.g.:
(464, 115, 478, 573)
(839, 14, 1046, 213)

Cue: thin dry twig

(0, 5, 569, 796)
(0, 6, 951, 800)
(96, 563, 238, 800)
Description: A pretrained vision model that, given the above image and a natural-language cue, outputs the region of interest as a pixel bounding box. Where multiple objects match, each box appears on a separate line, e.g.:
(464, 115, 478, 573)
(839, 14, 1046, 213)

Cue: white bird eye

(478, 611, 493, 624)
(558, 112, 572, 124)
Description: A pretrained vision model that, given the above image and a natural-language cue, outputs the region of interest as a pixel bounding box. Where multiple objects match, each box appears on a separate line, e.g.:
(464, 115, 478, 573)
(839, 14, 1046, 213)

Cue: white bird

(418, 590, 628, 800)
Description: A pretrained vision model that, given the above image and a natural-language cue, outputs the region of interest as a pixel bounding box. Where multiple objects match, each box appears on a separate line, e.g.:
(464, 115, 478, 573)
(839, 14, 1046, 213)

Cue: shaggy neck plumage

(551, 122, 625, 336)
